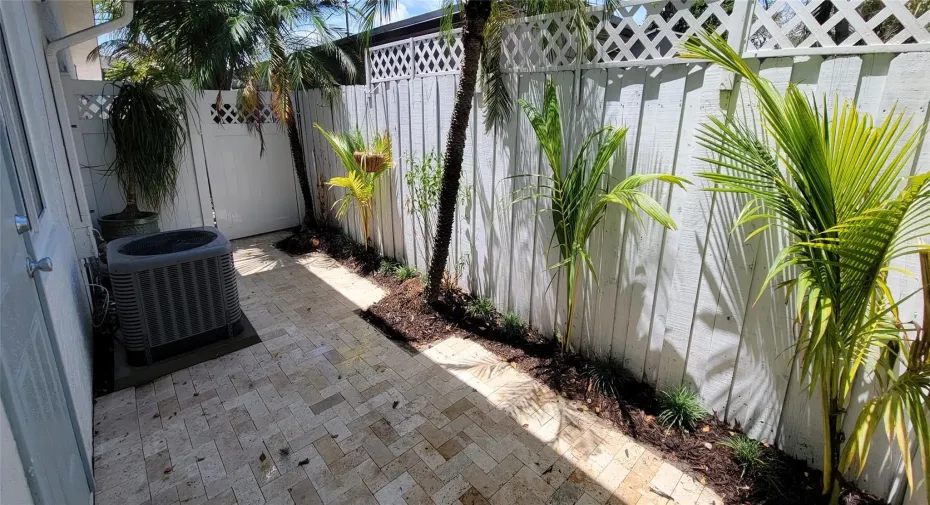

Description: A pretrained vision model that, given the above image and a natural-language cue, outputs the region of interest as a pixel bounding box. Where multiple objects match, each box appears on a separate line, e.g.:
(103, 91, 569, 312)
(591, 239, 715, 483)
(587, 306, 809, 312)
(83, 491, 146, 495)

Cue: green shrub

(582, 354, 632, 397)
(500, 311, 525, 340)
(378, 260, 398, 276)
(465, 297, 496, 323)
(720, 435, 767, 477)
(657, 385, 707, 431)
(393, 264, 419, 282)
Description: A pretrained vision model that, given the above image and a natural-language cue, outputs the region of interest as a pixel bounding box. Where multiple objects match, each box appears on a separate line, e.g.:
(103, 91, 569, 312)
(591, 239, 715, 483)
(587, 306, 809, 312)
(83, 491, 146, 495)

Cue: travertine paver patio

(92, 232, 724, 505)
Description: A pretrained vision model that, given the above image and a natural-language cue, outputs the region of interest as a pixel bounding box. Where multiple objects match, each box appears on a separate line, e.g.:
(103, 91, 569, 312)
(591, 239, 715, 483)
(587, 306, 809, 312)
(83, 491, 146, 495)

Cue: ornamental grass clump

(657, 384, 707, 432)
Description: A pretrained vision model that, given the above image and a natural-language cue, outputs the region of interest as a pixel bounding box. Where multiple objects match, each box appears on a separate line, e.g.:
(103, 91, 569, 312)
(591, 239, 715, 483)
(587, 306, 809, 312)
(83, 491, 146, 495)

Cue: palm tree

(235, 0, 358, 233)
(360, 0, 597, 301)
(91, 0, 251, 90)
(682, 32, 930, 504)
(93, 0, 359, 233)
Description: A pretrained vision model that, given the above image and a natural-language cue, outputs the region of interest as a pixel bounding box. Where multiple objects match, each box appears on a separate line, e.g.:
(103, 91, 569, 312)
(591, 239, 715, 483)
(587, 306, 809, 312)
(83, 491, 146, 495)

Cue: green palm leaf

(315, 123, 393, 248)
(518, 77, 689, 351)
(683, 31, 930, 503)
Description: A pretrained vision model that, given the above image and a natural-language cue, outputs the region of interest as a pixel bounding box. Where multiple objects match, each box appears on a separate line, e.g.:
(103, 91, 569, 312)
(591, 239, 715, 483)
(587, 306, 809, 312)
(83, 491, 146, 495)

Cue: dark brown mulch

(274, 226, 386, 278)
(364, 278, 885, 505)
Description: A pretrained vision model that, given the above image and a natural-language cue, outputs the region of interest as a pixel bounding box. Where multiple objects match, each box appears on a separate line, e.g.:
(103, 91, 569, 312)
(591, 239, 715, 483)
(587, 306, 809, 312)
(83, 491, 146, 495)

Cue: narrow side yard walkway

(92, 233, 724, 505)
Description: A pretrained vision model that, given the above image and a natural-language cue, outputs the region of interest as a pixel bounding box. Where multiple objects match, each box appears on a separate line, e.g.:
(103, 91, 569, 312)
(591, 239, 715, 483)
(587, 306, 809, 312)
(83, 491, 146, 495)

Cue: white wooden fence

(299, 1, 930, 503)
(63, 79, 303, 240)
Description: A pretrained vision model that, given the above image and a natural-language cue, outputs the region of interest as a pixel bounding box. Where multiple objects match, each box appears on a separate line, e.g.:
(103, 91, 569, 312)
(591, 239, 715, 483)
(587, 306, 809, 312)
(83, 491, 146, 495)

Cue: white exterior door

(0, 17, 92, 505)
(0, 68, 90, 505)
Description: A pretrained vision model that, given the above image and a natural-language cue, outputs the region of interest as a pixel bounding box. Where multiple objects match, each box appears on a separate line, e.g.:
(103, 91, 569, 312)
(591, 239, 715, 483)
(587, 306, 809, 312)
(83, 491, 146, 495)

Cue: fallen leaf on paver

(578, 406, 588, 412)
(331, 434, 338, 439)
(522, 424, 529, 428)
(164, 467, 173, 474)
(259, 453, 266, 462)
(298, 458, 310, 466)
(509, 362, 517, 368)
(279, 447, 290, 456)
(197, 457, 205, 462)
(392, 401, 399, 409)
(272, 353, 279, 358)
(541, 464, 554, 475)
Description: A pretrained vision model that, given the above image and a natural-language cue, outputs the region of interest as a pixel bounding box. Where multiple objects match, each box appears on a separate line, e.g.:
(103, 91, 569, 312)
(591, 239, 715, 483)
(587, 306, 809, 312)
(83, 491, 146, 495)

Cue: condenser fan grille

(119, 229, 217, 256)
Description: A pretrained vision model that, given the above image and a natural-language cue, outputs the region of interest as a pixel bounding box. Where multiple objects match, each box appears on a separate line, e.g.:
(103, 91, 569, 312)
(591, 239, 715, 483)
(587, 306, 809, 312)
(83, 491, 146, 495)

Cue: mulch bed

(275, 225, 385, 276)
(274, 226, 885, 505)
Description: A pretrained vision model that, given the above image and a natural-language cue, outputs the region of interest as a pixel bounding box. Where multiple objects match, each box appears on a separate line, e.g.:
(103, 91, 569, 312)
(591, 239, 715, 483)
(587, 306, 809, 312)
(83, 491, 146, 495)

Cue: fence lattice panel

(503, 0, 739, 70)
(745, 0, 930, 56)
(369, 40, 413, 82)
(368, 0, 930, 79)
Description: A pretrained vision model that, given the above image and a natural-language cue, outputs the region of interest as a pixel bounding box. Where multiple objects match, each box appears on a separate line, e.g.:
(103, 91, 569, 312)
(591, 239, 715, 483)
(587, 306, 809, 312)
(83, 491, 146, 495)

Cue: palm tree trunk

(285, 102, 317, 230)
(424, 0, 492, 301)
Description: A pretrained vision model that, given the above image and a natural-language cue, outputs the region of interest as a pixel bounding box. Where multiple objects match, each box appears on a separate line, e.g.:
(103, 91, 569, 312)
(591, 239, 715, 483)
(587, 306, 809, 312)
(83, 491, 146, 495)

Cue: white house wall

(1, 0, 95, 458)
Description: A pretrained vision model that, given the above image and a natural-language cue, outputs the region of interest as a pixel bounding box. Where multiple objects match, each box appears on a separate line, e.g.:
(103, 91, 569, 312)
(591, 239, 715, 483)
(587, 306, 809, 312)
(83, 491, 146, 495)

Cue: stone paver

(92, 232, 725, 505)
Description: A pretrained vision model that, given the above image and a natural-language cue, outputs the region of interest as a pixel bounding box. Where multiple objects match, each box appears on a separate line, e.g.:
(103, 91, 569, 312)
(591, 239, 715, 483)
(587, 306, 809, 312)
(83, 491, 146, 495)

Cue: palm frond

(686, 30, 929, 500)
(315, 123, 392, 246)
(518, 77, 687, 350)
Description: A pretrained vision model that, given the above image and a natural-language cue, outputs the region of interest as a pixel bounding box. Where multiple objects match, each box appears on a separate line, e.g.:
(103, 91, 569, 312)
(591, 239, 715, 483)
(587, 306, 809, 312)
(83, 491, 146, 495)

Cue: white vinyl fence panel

(63, 79, 302, 240)
(300, 2, 930, 503)
(197, 91, 302, 240)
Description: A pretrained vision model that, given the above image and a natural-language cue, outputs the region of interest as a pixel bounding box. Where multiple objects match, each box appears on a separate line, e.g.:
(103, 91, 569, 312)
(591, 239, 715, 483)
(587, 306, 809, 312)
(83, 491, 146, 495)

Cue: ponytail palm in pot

(98, 74, 187, 241)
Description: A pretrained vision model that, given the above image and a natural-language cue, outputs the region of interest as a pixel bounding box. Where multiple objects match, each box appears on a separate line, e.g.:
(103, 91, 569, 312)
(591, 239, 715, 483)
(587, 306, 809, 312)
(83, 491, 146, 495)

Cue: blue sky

(377, 0, 445, 25)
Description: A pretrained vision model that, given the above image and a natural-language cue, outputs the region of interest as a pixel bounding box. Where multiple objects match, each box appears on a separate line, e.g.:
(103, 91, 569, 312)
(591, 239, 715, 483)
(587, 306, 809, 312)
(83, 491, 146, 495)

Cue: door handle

(26, 257, 53, 277)
(14, 214, 30, 234)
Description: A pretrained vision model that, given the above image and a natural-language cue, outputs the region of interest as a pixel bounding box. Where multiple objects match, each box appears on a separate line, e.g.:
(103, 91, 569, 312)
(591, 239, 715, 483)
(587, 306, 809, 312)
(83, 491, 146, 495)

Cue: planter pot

(353, 151, 385, 173)
(98, 212, 160, 242)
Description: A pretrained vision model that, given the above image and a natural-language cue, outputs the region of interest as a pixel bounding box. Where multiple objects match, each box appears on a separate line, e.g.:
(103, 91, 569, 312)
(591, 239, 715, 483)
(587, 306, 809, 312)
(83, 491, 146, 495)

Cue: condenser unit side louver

(107, 227, 243, 366)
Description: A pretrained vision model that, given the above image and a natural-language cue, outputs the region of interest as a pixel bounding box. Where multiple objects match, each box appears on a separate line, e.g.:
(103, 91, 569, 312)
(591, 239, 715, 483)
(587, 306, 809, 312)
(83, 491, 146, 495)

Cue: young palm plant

(681, 32, 930, 504)
(99, 67, 188, 240)
(517, 78, 689, 352)
(315, 125, 392, 248)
